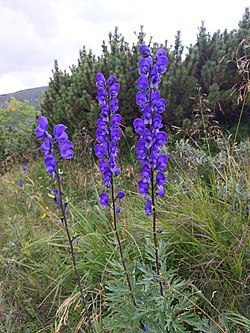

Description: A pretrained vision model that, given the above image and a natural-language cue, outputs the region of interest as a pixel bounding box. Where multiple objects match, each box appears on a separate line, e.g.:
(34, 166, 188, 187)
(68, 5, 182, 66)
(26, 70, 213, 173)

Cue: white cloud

(0, 0, 249, 94)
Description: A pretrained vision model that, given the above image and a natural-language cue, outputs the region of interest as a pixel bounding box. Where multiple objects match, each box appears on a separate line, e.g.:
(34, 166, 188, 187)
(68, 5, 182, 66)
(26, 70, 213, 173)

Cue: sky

(0, 0, 249, 94)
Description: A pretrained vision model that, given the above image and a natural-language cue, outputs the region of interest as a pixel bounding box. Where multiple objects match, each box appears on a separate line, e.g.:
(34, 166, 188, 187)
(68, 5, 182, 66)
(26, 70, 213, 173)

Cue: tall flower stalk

(94, 73, 136, 304)
(34, 117, 94, 333)
(133, 45, 169, 296)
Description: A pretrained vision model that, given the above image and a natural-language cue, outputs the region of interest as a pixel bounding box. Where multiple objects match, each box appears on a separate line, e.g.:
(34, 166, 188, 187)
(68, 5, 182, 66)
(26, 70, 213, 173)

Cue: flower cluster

(94, 73, 125, 209)
(34, 116, 74, 174)
(133, 45, 169, 215)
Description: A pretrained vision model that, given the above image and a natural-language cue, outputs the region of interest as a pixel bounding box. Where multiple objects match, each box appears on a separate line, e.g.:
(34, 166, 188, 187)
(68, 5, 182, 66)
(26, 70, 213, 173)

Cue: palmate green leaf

(105, 259, 126, 277)
(137, 262, 153, 276)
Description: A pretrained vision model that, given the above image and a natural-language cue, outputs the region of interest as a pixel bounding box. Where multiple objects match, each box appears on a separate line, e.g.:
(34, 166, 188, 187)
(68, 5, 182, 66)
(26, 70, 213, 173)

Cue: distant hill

(0, 86, 48, 111)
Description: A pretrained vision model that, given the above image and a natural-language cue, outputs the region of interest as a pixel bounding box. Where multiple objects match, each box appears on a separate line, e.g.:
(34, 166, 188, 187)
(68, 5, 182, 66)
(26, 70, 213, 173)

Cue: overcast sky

(0, 0, 249, 94)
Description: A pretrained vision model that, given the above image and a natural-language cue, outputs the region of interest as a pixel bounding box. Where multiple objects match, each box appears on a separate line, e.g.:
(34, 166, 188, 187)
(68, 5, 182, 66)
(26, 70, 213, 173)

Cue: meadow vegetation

(0, 9, 249, 333)
(0, 130, 249, 332)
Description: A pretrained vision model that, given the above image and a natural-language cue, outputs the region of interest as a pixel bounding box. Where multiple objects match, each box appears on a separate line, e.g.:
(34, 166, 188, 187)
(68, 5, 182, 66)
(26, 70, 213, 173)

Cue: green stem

(151, 169, 164, 297)
(233, 92, 248, 145)
(110, 174, 136, 306)
(56, 167, 94, 333)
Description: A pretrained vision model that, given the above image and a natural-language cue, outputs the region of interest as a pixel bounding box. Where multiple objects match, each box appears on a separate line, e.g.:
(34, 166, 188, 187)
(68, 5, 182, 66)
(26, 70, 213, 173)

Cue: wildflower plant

(133, 44, 169, 296)
(28, 46, 222, 333)
(94, 73, 136, 304)
(34, 116, 94, 333)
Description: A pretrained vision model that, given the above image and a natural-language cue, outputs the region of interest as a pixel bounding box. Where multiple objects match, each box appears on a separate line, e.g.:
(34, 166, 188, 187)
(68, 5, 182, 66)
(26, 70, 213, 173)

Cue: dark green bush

(41, 9, 250, 145)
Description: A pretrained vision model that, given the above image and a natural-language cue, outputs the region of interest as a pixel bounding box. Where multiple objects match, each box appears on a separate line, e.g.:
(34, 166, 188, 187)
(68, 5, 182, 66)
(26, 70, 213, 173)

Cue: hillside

(0, 86, 48, 111)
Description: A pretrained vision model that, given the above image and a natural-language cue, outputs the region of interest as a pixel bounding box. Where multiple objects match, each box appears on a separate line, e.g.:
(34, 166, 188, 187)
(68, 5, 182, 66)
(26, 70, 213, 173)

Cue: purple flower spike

(35, 115, 73, 175)
(95, 72, 124, 211)
(100, 192, 109, 209)
(134, 45, 169, 214)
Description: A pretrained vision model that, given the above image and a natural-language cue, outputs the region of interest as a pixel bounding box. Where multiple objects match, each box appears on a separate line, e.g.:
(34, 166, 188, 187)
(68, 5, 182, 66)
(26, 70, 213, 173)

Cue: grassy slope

(0, 140, 249, 332)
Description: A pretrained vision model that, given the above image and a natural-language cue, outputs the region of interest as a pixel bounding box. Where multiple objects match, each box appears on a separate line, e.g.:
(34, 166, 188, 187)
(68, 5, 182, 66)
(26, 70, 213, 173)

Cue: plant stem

(151, 169, 164, 297)
(110, 174, 136, 306)
(56, 169, 94, 333)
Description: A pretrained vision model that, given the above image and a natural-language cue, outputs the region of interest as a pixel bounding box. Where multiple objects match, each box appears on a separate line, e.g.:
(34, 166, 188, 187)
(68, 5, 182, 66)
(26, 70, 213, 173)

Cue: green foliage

(41, 9, 250, 144)
(0, 135, 249, 332)
(1, 10, 250, 328)
(0, 97, 38, 168)
(104, 239, 206, 333)
(157, 137, 250, 317)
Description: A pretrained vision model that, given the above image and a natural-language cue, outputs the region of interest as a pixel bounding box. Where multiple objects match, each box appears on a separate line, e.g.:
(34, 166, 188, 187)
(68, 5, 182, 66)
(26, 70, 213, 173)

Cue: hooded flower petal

(139, 44, 151, 57)
(34, 116, 48, 140)
(116, 191, 125, 199)
(44, 155, 57, 174)
(53, 124, 68, 142)
(59, 140, 74, 159)
(100, 192, 109, 209)
(40, 136, 53, 156)
(145, 198, 152, 216)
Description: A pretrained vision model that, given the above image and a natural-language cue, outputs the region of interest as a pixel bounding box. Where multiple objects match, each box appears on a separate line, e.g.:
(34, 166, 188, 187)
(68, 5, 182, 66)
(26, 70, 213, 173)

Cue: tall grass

(0, 136, 249, 332)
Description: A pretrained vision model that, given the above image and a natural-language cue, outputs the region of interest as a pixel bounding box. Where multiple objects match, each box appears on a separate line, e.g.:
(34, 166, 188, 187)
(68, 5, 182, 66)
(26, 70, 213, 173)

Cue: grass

(0, 137, 249, 332)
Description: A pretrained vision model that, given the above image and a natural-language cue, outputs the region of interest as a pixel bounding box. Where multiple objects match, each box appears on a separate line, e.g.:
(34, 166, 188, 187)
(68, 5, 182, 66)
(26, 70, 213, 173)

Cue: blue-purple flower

(95, 73, 125, 210)
(133, 45, 169, 215)
(100, 192, 109, 209)
(59, 140, 74, 159)
(34, 116, 48, 140)
(54, 124, 68, 142)
(34, 116, 74, 175)
(116, 191, 125, 199)
(44, 155, 57, 174)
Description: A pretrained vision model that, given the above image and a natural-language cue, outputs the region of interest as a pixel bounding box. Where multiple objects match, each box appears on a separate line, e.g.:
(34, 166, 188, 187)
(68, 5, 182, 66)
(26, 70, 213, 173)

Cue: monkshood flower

(35, 120, 93, 331)
(34, 116, 74, 175)
(134, 45, 169, 216)
(95, 73, 125, 209)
